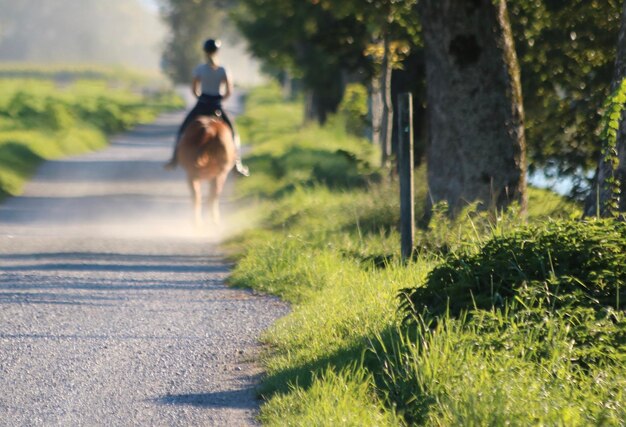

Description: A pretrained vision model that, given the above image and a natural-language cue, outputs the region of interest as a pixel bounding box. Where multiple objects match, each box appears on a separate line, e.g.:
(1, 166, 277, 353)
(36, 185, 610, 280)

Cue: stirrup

(235, 159, 250, 177)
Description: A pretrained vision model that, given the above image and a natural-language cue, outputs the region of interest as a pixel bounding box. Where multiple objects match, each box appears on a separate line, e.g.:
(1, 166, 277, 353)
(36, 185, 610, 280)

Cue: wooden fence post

(398, 92, 414, 260)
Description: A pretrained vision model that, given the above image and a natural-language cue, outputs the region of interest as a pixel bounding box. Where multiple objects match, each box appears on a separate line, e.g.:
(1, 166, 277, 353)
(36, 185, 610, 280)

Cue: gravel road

(0, 101, 288, 426)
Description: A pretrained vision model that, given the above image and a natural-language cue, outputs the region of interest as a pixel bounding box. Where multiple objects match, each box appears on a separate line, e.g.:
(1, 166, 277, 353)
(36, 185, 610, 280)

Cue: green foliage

(233, 0, 376, 122)
(526, 185, 583, 218)
(230, 231, 341, 303)
(509, 0, 622, 191)
(0, 128, 106, 198)
(337, 83, 369, 137)
(413, 187, 581, 257)
(316, 0, 420, 50)
(228, 86, 415, 410)
(0, 78, 183, 134)
(4, 91, 80, 131)
(387, 215, 626, 425)
(0, 139, 43, 198)
(401, 220, 626, 319)
(598, 78, 626, 217)
(228, 0, 625, 199)
(233, 0, 622, 192)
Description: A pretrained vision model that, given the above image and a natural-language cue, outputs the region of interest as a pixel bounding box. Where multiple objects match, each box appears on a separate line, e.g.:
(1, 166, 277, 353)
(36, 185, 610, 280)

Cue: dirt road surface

(0, 100, 287, 426)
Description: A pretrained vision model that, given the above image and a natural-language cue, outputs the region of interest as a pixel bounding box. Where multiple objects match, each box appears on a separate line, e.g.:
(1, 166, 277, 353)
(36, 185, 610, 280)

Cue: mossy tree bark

(584, 0, 626, 217)
(380, 34, 394, 168)
(420, 0, 527, 217)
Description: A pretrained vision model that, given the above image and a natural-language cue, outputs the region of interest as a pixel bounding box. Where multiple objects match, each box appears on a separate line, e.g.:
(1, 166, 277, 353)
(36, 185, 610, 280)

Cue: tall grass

(259, 368, 404, 427)
(229, 84, 622, 426)
(374, 316, 626, 426)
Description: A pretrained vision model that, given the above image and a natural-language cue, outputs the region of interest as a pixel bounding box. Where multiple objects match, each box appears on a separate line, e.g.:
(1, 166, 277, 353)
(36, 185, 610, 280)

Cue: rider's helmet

(203, 38, 221, 54)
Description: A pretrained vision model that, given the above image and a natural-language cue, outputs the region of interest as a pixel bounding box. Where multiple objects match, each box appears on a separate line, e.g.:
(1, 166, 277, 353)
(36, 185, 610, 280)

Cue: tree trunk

(584, 0, 626, 217)
(367, 75, 383, 146)
(280, 71, 294, 100)
(303, 90, 316, 124)
(420, 0, 527, 217)
(380, 34, 394, 168)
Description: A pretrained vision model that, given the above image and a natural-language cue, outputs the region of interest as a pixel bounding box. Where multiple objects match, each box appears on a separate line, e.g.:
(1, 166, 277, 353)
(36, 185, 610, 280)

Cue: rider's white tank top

(193, 63, 227, 96)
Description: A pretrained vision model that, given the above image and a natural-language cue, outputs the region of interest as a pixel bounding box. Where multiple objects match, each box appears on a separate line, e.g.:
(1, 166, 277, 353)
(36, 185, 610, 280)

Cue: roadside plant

(598, 77, 626, 217)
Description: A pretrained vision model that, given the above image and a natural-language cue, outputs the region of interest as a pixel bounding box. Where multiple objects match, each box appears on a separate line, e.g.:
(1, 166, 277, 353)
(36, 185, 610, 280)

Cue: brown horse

(177, 116, 235, 226)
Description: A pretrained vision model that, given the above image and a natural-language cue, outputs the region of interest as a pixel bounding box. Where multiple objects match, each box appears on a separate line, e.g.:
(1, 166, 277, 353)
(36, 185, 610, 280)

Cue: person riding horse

(164, 38, 248, 176)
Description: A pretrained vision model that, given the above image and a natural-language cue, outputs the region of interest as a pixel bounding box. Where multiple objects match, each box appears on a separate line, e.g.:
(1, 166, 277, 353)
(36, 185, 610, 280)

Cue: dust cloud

(0, 108, 253, 245)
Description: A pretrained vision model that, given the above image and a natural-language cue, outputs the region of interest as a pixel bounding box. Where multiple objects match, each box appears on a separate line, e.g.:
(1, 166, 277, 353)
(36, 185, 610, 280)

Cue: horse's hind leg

(208, 174, 227, 225)
(188, 177, 202, 226)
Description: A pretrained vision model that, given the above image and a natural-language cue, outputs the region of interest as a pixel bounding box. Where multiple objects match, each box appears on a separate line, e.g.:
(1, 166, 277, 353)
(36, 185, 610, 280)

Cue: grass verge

(0, 66, 183, 199)
(227, 84, 623, 426)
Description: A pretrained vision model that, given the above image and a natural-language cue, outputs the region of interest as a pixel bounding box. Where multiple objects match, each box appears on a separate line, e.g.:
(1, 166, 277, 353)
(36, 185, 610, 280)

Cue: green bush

(338, 83, 368, 137)
(401, 220, 626, 319)
(399, 219, 626, 373)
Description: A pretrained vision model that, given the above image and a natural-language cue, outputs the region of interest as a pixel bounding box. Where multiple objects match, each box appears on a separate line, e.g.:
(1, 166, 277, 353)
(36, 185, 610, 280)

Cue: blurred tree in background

(509, 0, 621, 195)
(234, 0, 420, 168)
(315, 0, 419, 167)
(233, 0, 373, 125)
(160, 0, 230, 83)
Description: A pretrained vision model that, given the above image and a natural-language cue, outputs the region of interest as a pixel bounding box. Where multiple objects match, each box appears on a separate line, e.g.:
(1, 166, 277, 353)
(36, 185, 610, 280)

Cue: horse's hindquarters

(178, 116, 235, 228)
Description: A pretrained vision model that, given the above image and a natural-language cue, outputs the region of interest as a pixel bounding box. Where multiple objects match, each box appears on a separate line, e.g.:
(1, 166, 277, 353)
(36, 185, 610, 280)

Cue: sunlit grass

(0, 68, 183, 199)
(374, 317, 626, 426)
(260, 368, 404, 427)
(0, 127, 106, 198)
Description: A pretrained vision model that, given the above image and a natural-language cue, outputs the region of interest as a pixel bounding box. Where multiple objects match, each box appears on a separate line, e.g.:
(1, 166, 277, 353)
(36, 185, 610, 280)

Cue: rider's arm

(192, 77, 201, 98)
